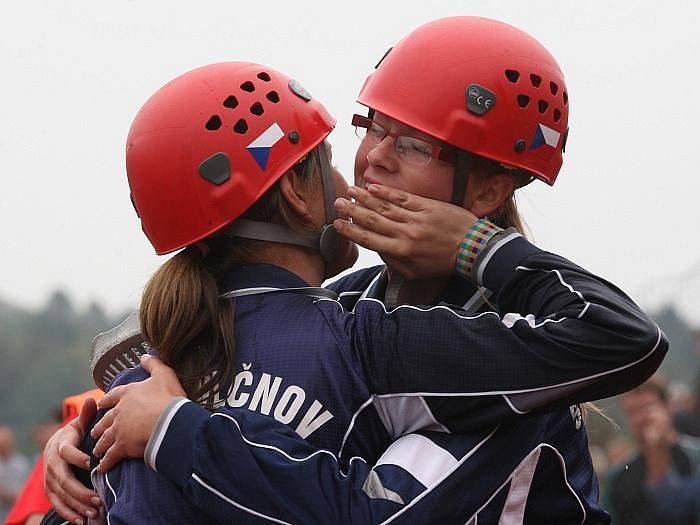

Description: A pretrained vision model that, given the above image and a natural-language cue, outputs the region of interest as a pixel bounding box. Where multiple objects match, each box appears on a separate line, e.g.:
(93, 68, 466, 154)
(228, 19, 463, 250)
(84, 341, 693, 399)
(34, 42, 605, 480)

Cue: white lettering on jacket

(226, 364, 334, 439)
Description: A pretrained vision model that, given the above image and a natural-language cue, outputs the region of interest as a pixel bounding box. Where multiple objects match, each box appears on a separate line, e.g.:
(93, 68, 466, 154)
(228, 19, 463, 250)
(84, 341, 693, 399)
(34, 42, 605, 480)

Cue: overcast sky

(1, 1, 699, 324)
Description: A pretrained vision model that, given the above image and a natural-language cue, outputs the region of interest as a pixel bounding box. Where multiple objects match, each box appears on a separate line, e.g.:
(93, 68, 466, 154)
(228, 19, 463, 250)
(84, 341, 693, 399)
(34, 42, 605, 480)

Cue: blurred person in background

(0, 426, 30, 522)
(674, 371, 700, 438)
(605, 435, 635, 467)
(30, 411, 63, 461)
(605, 376, 700, 524)
(5, 391, 102, 525)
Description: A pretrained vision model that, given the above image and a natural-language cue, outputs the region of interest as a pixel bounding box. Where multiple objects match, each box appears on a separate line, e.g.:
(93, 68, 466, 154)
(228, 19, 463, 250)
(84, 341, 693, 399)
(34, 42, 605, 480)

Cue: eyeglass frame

(351, 114, 456, 165)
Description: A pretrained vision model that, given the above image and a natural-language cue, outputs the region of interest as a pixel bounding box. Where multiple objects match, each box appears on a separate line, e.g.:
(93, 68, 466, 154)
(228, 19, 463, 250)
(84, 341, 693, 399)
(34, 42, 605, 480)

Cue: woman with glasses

(45, 18, 664, 525)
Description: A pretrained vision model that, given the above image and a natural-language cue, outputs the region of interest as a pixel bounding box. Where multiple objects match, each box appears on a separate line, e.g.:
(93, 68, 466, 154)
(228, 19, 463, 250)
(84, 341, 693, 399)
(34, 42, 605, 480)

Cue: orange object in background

(61, 389, 103, 424)
(5, 389, 103, 525)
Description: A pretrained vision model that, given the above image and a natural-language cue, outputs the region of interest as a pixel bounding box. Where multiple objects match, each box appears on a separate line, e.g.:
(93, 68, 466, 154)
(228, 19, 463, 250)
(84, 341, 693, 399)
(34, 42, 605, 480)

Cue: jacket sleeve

(146, 399, 526, 525)
(328, 231, 666, 423)
(145, 399, 401, 524)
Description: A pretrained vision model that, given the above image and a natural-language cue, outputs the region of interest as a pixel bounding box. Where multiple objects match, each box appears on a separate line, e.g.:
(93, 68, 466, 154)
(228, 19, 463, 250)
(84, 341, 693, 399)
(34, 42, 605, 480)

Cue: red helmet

(357, 17, 568, 185)
(127, 62, 335, 255)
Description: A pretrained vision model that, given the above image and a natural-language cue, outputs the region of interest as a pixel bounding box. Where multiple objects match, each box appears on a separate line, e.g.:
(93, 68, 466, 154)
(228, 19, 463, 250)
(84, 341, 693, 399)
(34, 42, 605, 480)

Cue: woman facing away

(44, 17, 666, 525)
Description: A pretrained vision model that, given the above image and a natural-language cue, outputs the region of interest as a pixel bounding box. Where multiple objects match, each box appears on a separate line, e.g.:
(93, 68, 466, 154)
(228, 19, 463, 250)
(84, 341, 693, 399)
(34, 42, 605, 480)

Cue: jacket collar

(219, 264, 310, 293)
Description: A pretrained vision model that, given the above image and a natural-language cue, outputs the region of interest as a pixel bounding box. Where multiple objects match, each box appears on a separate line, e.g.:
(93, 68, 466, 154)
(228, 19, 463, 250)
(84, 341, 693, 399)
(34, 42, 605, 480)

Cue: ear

(278, 170, 315, 225)
(466, 174, 515, 218)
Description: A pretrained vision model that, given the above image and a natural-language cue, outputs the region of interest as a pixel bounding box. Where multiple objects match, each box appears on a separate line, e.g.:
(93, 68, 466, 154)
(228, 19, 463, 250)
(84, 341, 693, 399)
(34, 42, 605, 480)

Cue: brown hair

(139, 151, 319, 406)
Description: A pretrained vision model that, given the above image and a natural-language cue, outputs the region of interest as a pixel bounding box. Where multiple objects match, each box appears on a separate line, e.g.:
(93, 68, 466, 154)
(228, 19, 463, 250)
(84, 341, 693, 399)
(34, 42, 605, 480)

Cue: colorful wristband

(456, 219, 503, 279)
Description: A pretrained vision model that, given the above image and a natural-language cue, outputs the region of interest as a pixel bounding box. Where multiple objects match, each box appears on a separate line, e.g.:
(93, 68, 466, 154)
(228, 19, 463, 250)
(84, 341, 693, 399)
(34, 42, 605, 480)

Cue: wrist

(144, 398, 210, 489)
(144, 397, 191, 471)
(455, 219, 503, 280)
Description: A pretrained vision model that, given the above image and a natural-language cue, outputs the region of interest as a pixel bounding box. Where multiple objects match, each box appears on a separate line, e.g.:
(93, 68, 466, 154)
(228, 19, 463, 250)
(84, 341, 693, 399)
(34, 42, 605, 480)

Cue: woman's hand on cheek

(333, 184, 477, 280)
(91, 355, 186, 472)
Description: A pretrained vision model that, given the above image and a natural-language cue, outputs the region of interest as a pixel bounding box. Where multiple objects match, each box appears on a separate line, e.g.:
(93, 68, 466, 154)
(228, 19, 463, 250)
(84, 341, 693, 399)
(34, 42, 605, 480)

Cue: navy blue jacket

(91, 230, 666, 523)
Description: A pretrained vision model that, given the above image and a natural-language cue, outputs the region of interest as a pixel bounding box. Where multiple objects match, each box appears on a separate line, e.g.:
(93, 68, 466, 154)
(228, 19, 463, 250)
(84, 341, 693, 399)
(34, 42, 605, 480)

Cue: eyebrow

(374, 114, 444, 147)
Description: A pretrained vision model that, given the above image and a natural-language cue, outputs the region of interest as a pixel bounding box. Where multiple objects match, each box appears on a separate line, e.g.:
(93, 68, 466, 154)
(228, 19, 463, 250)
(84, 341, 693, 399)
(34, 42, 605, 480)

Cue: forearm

(148, 400, 401, 524)
(353, 232, 666, 419)
(147, 400, 531, 525)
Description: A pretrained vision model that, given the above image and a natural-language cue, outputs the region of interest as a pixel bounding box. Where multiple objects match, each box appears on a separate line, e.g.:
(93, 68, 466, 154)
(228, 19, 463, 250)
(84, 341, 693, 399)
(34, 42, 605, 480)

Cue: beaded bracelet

(455, 218, 503, 279)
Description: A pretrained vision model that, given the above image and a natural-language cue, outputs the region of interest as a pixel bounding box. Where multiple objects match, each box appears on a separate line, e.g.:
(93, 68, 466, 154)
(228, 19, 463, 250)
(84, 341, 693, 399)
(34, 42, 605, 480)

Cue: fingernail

(74, 519, 84, 525)
(85, 459, 90, 468)
(86, 509, 97, 518)
(91, 496, 102, 506)
(368, 184, 379, 193)
(347, 187, 359, 198)
(334, 198, 346, 209)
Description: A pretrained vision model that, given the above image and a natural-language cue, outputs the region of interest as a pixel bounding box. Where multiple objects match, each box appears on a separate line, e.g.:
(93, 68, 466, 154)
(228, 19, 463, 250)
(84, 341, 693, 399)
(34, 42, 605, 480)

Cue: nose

(365, 135, 399, 173)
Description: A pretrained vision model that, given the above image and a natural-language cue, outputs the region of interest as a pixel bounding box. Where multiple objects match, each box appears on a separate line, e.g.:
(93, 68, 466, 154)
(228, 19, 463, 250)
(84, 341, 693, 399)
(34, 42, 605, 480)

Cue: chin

(326, 242, 359, 279)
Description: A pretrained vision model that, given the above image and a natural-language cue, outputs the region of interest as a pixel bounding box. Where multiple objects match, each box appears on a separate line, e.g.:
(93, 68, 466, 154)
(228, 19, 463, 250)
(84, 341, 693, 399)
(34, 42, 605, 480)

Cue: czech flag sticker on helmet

(247, 123, 285, 170)
(529, 123, 561, 151)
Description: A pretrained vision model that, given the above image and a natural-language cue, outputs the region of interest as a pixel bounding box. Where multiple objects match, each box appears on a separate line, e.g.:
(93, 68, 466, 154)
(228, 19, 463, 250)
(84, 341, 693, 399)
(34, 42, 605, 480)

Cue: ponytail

(140, 245, 235, 407)
(139, 151, 320, 407)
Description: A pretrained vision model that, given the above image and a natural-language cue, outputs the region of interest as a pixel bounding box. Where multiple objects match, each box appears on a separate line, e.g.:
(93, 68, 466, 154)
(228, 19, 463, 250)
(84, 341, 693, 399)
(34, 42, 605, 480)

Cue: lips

(362, 175, 381, 189)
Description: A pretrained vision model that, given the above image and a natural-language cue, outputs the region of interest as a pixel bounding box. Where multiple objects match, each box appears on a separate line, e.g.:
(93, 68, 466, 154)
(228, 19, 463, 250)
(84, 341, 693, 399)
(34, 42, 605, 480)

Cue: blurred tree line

(0, 291, 130, 454)
(0, 289, 698, 454)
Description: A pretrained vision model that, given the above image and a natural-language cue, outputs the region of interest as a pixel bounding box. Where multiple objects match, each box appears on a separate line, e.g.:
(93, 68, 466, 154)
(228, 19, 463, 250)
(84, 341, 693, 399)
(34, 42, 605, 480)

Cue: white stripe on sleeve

(374, 434, 458, 488)
(145, 397, 191, 471)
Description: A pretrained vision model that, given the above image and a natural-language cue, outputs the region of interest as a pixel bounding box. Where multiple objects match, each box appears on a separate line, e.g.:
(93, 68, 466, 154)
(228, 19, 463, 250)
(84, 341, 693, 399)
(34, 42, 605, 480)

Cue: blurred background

(1, 0, 699, 522)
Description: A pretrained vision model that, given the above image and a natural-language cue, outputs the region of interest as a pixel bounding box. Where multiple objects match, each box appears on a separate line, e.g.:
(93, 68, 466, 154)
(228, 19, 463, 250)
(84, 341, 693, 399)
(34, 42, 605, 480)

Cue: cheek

(354, 146, 369, 185)
(332, 170, 349, 198)
(403, 168, 453, 201)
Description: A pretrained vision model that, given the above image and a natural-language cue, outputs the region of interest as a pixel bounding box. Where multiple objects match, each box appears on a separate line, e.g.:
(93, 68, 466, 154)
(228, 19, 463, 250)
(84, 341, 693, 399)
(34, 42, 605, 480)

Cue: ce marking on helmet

(478, 96, 493, 108)
(466, 84, 496, 116)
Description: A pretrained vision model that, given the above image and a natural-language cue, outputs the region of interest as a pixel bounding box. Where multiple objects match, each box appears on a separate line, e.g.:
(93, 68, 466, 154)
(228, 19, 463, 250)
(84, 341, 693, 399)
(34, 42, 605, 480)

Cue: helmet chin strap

(451, 150, 472, 206)
(221, 142, 341, 263)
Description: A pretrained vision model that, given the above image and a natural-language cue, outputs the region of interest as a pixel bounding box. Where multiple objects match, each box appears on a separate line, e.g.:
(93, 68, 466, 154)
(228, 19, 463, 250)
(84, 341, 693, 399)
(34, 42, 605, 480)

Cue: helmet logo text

(466, 84, 496, 116)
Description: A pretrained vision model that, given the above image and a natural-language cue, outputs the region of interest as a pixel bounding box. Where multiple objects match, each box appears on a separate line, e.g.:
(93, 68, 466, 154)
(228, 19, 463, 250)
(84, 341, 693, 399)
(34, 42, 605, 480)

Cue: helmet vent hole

(233, 119, 248, 134)
(257, 72, 271, 82)
(266, 91, 280, 103)
(563, 91, 568, 106)
(517, 95, 530, 108)
(205, 115, 222, 130)
(538, 100, 548, 114)
(553, 109, 562, 123)
(223, 96, 239, 109)
(529, 74, 542, 87)
(240, 81, 255, 92)
(250, 102, 264, 116)
(505, 69, 520, 83)
(549, 82, 559, 96)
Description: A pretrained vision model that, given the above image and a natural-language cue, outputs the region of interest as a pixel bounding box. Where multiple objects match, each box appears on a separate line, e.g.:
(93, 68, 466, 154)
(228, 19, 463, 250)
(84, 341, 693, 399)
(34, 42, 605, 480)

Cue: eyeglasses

(352, 114, 455, 166)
